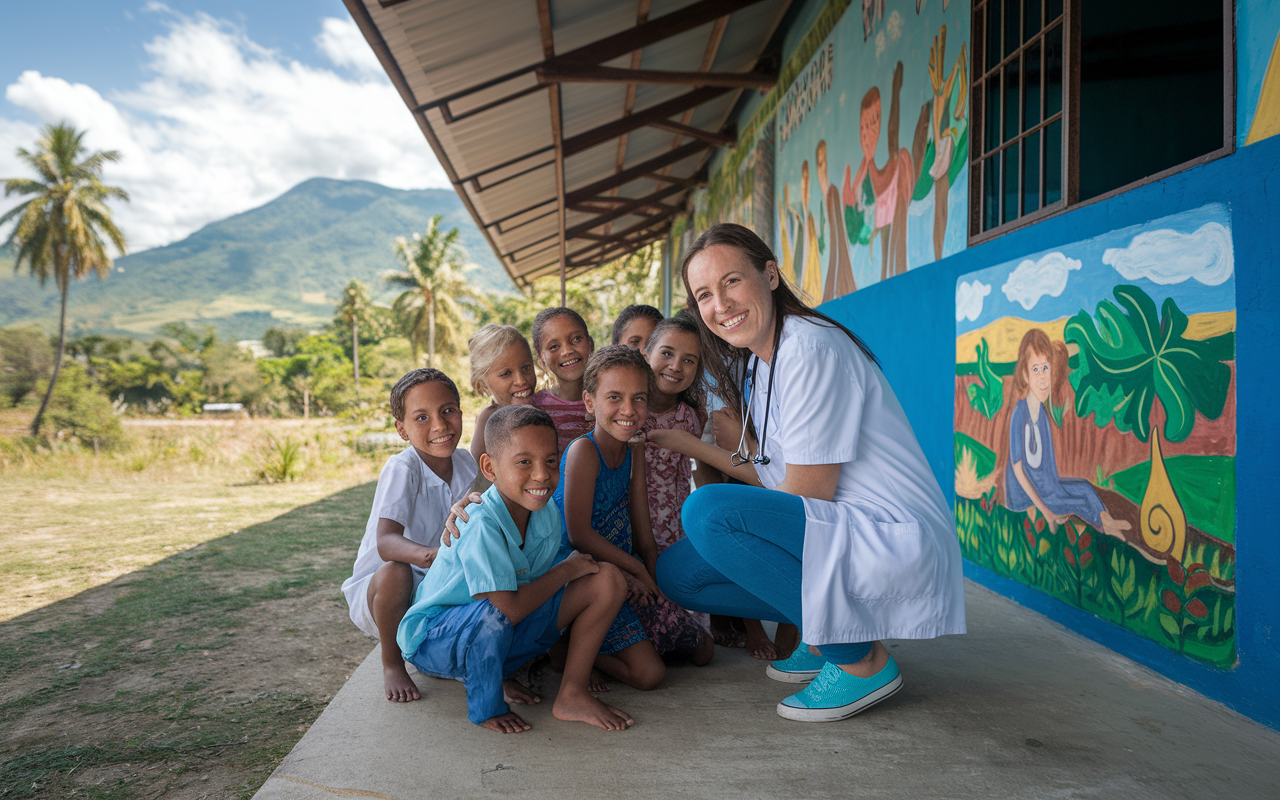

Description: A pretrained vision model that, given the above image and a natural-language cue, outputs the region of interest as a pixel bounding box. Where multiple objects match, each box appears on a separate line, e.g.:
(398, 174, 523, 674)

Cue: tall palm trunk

(427, 289, 436, 369)
(30, 274, 68, 436)
(352, 320, 360, 402)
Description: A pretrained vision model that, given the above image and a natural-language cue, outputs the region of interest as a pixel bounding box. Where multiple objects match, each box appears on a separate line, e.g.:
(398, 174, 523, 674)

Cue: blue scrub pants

(656, 483, 872, 665)
(407, 590, 564, 724)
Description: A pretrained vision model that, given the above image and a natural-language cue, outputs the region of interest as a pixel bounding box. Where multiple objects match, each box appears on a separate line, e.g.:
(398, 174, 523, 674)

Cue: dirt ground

(0, 419, 404, 798)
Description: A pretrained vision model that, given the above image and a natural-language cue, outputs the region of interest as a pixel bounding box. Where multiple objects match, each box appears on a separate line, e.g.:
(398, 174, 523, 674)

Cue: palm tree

(334, 279, 382, 399)
(1, 123, 129, 436)
(385, 216, 486, 367)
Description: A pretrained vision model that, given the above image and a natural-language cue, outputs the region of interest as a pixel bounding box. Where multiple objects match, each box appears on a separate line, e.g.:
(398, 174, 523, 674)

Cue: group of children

(340, 304, 782, 733)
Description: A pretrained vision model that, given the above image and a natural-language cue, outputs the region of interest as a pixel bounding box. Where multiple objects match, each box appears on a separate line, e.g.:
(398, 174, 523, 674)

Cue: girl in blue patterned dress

(552, 347, 676, 691)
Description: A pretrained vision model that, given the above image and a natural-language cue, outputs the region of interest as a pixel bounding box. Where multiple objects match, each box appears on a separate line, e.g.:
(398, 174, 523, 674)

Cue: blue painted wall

(817, 135, 1280, 729)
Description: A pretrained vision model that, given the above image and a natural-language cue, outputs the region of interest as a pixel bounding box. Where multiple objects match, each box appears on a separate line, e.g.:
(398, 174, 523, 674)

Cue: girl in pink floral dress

(640, 313, 715, 651)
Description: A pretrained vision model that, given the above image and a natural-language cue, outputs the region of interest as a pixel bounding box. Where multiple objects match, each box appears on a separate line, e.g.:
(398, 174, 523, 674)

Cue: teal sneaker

(765, 643, 826, 683)
(776, 658, 903, 722)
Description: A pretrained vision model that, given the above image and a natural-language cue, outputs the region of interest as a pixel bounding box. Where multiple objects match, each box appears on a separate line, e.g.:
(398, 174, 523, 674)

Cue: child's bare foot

(589, 668, 610, 693)
(743, 618, 779, 660)
(553, 689, 634, 731)
(383, 663, 421, 702)
(503, 678, 540, 706)
(480, 711, 532, 734)
(692, 630, 715, 666)
(710, 615, 747, 648)
(774, 623, 800, 660)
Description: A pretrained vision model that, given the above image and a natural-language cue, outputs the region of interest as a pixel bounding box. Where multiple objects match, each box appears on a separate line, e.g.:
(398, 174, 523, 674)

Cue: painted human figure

(1003, 330, 1131, 539)
(776, 183, 799, 286)
(927, 26, 968, 261)
(844, 62, 916, 283)
(799, 160, 824, 303)
(817, 140, 856, 301)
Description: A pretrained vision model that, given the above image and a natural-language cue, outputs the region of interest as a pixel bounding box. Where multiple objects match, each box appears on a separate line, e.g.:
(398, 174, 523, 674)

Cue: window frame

(967, 0, 1236, 246)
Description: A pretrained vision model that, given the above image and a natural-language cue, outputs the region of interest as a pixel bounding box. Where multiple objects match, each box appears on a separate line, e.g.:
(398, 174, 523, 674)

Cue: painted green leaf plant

(1064, 284, 1233, 562)
(966, 338, 1004, 419)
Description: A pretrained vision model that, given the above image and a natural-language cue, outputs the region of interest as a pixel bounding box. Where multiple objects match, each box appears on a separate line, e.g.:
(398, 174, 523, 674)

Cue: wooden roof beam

(645, 119, 735, 146)
(564, 183, 684, 239)
(561, 86, 730, 156)
(563, 139, 709, 204)
(536, 65, 777, 90)
(567, 210, 679, 260)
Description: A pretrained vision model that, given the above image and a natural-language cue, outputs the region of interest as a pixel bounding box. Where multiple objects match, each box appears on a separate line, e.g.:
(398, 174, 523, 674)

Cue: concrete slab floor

(255, 581, 1280, 800)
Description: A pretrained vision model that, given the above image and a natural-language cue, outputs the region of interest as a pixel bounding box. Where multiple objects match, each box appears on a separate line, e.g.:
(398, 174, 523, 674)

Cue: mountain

(0, 178, 512, 340)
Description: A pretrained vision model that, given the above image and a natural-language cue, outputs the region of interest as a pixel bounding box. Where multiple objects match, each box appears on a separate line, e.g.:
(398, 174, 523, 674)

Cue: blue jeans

(407, 590, 564, 724)
(656, 483, 871, 665)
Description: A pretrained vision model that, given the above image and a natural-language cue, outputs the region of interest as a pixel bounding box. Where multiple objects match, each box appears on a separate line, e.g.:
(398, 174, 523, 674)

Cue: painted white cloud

(1001, 251, 1081, 310)
(1, 13, 448, 252)
(1102, 221, 1233, 286)
(955, 279, 991, 322)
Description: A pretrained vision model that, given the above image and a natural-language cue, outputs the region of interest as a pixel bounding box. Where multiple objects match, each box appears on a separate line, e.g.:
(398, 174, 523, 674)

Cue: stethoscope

(730, 353, 775, 467)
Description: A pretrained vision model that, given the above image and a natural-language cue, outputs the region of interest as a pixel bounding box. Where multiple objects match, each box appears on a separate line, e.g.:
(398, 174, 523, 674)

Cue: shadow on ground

(0, 482, 377, 800)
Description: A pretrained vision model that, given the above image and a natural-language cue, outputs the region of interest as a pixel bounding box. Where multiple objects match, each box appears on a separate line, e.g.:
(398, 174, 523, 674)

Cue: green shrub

(254, 435, 305, 482)
(40, 361, 125, 450)
(0, 326, 54, 406)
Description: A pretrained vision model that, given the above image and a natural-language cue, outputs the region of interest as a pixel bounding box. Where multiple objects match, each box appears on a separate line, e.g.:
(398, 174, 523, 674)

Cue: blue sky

(955, 203, 1237, 336)
(1, 1, 449, 251)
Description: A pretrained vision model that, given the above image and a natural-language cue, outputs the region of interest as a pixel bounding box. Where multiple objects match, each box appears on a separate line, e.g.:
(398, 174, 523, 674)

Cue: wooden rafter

(564, 183, 684, 239)
(646, 119, 736, 146)
(562, 86, 730, 156)
(563, 140, 710, 204)
(537, 65, 778, 89)
(536, 0, 566, 305)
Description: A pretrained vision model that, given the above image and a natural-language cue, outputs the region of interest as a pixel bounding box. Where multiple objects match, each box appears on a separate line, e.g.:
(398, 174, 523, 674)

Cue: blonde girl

(468, 325, 537, 487)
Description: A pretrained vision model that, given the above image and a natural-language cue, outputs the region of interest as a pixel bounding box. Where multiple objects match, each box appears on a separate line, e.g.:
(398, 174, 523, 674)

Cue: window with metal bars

(969, 0, 1232, 242)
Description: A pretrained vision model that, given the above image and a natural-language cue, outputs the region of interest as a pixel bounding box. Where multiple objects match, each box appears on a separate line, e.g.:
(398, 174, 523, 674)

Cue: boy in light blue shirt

(397, 405, 635, 734)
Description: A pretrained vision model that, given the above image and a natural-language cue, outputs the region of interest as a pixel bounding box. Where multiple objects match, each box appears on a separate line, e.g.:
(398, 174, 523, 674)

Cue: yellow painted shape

(957, 311, 1235, 364)
(1141, 432, 1187, 562)
(1246, 32, 1280, 145)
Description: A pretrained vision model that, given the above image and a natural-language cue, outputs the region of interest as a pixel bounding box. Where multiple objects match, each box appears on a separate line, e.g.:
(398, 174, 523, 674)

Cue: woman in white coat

(648, 223, 965, 722)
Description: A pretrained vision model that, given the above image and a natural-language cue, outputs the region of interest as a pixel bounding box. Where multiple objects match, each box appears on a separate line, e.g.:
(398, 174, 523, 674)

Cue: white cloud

(1, 13, 448, 252)
(955, 279, 991, 322)
(1001, 251, 1081, 310)
(316, 17, 385, 78)
(875, 31, 886, 58)
(1102, 221, 1234, 286)
(887, 11, 904, 43)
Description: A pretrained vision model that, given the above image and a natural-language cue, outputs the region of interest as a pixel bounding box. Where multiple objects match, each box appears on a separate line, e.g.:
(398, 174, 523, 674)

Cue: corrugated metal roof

(345, 0, 789, 290)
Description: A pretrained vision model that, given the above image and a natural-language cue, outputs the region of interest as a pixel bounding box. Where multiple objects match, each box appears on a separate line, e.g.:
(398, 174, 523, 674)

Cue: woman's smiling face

(687, 244, 779, 360)
(537, 316, 593, 383)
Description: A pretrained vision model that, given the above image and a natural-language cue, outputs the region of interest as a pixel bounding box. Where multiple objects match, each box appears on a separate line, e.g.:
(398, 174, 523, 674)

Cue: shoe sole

(775, 674, 904, 722)
(765, 664, 822, 683)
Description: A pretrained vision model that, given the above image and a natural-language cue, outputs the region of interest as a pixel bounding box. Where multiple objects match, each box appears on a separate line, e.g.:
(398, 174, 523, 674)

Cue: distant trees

(1, 123, 129, 436)
(386, 216, 487, 368)
(334, 279, 385, 398)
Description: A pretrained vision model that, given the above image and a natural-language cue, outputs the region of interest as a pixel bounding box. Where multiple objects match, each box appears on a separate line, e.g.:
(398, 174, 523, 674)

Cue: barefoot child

(340, 369, 478, 703)
(398, 406, 635, 733)
(611, 304, 664, 350)
(532, 307, 595, 455)
(554, 346, 672, 684)
(469, 324, 538, 493)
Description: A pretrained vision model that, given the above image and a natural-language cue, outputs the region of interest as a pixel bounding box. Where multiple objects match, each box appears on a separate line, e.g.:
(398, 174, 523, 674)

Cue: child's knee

(632, 654, 665, 691)
(595, 562, 628, 599)
(369, 561, 414, 611)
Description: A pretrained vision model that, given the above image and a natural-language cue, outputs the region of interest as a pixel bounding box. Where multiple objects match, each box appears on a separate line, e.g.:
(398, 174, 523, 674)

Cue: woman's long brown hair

(679, 223, 878, 413)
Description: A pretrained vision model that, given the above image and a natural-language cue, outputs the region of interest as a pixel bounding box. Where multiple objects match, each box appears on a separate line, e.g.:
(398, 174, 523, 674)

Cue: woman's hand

(441, 492, 483, 546)
(643, 427, 698, 456)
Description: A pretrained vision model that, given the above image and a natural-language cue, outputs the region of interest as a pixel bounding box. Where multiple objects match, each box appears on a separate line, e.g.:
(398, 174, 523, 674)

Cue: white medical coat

(749, 316, 965, 645)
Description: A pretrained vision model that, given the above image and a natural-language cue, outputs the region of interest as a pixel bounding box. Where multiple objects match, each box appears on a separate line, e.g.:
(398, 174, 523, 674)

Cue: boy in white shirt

(340, 368, 477, 702)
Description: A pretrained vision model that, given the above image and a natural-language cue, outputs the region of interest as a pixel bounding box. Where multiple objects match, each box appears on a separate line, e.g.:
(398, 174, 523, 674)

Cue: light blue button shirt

(397, 484, 565, 658)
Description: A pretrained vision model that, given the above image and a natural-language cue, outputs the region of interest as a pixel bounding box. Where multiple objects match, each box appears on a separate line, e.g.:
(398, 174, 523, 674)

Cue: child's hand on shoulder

(643, 427, 693, 453)
(442, 492, 484, 546)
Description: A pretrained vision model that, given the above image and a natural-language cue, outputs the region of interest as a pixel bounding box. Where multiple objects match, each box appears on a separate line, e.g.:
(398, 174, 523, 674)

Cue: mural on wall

(954, 204, 1237, 668)
(1240, 0, 1280, 145)
(774, 0, 969, 305)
